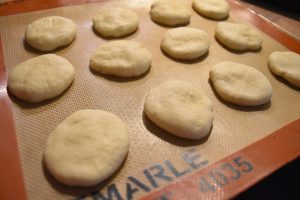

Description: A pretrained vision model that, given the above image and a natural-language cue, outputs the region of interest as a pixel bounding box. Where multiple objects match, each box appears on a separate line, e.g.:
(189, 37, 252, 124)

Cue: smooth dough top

(161, 27, 210, 60)
(92, 7, 139, 37)
(210, 61, 272, 106)
(144, 80, 213, 140)
(193, 0, 230, 20)
(8, 54, 75, 103)
(25, 16, 77, 51)
(44, 109, 130, 186)
(150, 0, 191, 26)
(90, 40, 152, 77)
(215, 22, 263, 51)
(269, 51, 300, 88)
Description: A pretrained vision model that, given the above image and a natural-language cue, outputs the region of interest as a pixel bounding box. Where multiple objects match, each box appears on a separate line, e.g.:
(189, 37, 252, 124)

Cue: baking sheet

(1, 0, 300, 199)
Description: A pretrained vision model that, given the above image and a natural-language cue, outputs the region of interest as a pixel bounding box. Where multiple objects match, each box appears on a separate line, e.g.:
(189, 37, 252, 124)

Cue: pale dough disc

(8, 54, 75, 103)
(44, 109, 129, 186)
(150, 0, 191, 26)
(25, 16, 77, 51)
(92, 7, 139, 38)
(209, 61, 272, 106)
(215, 22, 263, 51)
(193, 0, 230, 20)
(269, 51, 300, 88)
(90, 40, 152, 77)
(161, 27, 210, 60)
(144, 80, 213, 140)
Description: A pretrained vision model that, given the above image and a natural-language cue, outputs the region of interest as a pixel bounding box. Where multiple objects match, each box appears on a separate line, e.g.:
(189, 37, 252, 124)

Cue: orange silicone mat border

(0, 0, 104, 16)
(0, 37, 27, 200)
(0, 0, 300, 199)
(142, 119, 300, 200)
(227, 0, 300, 53)
(0, 0, 299, 53)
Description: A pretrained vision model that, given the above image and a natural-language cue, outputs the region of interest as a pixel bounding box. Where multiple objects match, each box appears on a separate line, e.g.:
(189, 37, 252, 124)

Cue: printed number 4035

(199, 156, 254, 193)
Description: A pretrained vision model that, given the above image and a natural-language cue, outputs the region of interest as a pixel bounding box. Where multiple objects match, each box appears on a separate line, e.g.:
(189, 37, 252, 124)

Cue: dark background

(241, 0, 300, 20)
(236, 157, 300, 199)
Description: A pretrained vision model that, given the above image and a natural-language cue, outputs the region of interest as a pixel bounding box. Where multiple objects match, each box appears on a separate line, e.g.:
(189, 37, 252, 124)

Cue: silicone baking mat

(0, 0, 300, 199)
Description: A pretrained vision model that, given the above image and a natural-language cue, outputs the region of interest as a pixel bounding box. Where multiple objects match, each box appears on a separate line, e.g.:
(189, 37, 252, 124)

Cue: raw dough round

(269, 51, 300, 88)
(25, 16, 77, 51)
(92, 7, 139, 38)
(215, 22, 263, 51)
(8, 54, 75, 103)
(44, 109, 130, 186)
(90, 40, 152, 77)
(209, 61, 272, 106)
(193, 0, 230, 20)
(144, 80, 213, 140)
(150, 0, 191, 26)
(161, 27, 210, 60)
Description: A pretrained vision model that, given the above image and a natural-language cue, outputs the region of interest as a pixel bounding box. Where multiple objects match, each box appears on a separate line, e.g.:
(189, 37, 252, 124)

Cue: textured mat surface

(1, 0, 299, 199)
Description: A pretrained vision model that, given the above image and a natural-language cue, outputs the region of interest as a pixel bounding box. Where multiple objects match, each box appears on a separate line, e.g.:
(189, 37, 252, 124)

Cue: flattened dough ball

(161, 27, 210, 60)
(209, 61, 272, 106)
(150, 0, 191, 26)
(193, 0, 230, 20)
(269, 51, 300, 88)
(44, 109, 130, 186)
(144, 80, 213, 140)
(25, 16, 77, 51)
(8, 54, 75, 103)
(215, 22, 263, 51)
(92, 7, 139, 38)
(90, 40, 152, 77)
